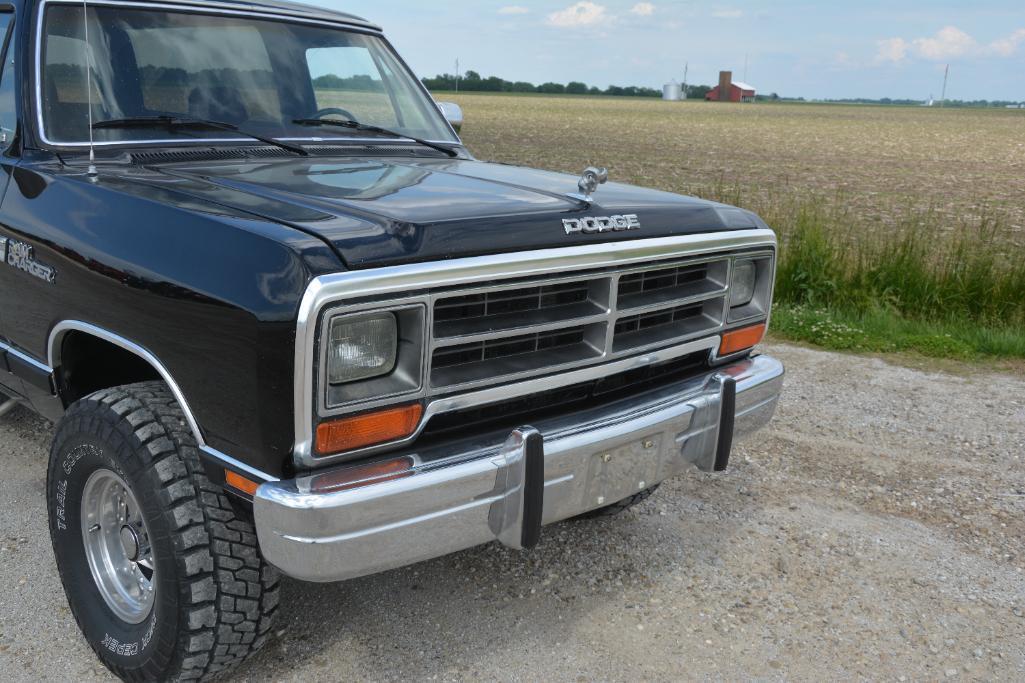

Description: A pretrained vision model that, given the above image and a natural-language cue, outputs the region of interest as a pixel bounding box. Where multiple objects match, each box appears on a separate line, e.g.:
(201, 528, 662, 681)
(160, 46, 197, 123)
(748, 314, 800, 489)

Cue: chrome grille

(429, 256, 730, 391)
(299, 230, 779, 468)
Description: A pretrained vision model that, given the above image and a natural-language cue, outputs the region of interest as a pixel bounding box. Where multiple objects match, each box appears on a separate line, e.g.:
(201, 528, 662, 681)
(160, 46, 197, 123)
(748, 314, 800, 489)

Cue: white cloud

(833, 51, 857, 68)
(712, 9, 743, 19)
(630, 2, 655, 16)
(913, 26, 976, 60)
(876, 26, 1025, 64)
(988, 28, 1025, 56)
(547, 2, 611, 27)
(498, 5, 529, 14)
(875, 37, 909, 63)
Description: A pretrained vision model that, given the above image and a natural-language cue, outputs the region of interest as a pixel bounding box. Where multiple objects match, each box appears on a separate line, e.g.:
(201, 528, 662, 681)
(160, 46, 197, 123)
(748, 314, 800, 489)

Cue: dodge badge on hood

(563, 214, 641, 235)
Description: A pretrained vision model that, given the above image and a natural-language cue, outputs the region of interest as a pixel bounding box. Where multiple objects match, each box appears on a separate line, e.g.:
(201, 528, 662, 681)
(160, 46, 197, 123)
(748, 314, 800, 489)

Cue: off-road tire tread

(49, 381, 279, 682)
(578, 484, 660, 518)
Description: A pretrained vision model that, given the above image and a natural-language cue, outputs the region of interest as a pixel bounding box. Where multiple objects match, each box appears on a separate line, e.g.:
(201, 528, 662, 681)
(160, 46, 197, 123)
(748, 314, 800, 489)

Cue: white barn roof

(732, 81, 756, 91)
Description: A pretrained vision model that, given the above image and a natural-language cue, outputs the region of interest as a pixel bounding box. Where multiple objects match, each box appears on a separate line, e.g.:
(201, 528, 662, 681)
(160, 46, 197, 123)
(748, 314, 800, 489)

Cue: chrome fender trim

(48, 320, 204, 440)
(47, 320, 276, 482)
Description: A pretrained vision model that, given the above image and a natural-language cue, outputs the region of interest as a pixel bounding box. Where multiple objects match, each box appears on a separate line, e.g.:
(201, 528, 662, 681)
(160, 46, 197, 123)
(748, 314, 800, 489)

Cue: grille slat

(429, 256, 733, 391)
(617, 261, 728, 312)
(612, 299, 725, 354)
(432, 312, 610, 350)
(433, 279, 606, 340)
(434, 327, 589, 370)
(430, 324, 605, 389)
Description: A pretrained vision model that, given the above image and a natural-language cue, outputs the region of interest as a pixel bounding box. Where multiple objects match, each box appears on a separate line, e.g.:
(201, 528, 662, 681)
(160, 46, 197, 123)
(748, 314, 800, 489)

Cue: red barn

(705, 70, 756, 102)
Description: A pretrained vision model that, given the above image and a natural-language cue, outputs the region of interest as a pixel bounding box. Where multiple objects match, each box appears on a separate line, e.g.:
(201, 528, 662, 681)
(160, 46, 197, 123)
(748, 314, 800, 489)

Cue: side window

(0, 12, 14, 148)
(306, 46, 399, 127)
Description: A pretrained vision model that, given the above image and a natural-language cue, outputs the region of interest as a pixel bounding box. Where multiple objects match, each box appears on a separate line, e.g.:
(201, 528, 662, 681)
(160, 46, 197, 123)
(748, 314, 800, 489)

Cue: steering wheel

(313, 107, 357, 122)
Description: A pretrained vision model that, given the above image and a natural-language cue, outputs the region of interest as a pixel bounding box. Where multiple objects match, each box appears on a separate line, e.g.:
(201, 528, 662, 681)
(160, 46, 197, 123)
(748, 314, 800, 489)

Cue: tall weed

(700, 184, 1025, 358)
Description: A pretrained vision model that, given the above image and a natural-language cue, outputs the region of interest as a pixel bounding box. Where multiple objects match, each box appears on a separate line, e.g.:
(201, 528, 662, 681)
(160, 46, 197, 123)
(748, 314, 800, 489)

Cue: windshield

(39, 4, 457, 146)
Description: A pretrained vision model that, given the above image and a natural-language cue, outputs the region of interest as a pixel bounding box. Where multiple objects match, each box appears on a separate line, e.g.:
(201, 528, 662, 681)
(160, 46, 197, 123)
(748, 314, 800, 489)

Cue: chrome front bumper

(254, 354, 784, 582)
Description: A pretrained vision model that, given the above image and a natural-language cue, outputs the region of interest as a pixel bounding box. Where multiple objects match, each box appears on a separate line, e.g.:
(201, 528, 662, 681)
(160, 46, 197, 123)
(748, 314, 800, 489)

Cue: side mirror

(437, 101, 463, 134)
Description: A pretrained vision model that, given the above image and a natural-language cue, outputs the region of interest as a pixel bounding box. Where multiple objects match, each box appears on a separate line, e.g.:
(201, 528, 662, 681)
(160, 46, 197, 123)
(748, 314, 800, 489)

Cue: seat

(44, 75, 92, 141)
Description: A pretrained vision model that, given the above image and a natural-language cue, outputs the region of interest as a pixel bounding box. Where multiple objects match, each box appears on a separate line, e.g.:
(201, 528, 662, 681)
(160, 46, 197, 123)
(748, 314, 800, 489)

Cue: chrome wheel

(80, 469, 155, 624)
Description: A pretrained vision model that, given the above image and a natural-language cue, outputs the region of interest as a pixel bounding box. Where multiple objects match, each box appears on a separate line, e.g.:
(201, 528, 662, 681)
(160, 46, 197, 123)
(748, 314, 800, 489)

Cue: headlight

(321, 305, 426, 411)
(730, 259, 758, 308)
(727, 254, 774, 324)
(327, 313, 398, 384)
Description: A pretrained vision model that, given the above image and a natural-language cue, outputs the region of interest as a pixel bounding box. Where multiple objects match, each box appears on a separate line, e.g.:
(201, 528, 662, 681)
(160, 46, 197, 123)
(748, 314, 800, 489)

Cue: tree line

(817, 97, 1023, 108)
(421, 70, 720, 99)
(418, 71, 1018, 107)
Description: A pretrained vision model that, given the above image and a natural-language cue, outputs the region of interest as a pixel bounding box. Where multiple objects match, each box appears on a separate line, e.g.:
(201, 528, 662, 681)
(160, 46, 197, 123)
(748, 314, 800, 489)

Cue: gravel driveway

(1, 343, 1023, 681)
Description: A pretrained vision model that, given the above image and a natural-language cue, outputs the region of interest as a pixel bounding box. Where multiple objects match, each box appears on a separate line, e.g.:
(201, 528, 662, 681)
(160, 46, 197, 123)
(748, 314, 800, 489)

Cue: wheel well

(56, 331, 162, 405)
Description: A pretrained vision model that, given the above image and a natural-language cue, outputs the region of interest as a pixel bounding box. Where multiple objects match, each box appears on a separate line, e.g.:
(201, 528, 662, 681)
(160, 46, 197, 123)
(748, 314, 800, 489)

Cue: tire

(46, 381, 279, 682)
(576, 484, 661, 519)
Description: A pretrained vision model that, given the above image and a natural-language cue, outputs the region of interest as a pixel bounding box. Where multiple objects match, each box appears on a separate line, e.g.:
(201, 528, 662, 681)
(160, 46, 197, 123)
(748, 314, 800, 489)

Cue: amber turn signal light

(720, 323, 767, 356)
(224, 470, 260, 496)
(316, 403, 423, 455)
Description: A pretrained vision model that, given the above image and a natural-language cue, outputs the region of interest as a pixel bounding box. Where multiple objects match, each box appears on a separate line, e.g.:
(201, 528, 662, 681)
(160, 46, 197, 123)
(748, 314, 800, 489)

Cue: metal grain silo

(662, 80, 682, 101)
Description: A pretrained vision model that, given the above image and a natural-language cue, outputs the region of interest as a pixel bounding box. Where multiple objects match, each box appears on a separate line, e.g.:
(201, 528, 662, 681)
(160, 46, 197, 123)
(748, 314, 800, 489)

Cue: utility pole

(939, 64, 949, 107)
(683, 62, 689, 99)
(455, 58, 460, 92)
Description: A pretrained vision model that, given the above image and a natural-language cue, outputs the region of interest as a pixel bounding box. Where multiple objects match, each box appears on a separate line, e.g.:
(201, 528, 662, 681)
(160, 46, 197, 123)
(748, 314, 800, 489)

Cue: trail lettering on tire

(55, 480, 68, 531)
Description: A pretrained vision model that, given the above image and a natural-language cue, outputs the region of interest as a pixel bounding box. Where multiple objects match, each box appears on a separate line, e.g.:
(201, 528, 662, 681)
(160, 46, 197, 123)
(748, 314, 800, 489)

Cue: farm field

(449, 94, 1024, 236)
(444, 94, 1025, 361)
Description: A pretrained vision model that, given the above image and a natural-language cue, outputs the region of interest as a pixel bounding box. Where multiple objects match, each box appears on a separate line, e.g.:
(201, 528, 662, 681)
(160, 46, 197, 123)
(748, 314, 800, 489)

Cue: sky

(309, 1, 1025, 101)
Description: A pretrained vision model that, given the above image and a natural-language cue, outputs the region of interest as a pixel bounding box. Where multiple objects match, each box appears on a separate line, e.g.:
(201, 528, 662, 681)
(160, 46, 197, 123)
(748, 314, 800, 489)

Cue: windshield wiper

(292, 118, 458, 158)
(92, 115, 309, 157)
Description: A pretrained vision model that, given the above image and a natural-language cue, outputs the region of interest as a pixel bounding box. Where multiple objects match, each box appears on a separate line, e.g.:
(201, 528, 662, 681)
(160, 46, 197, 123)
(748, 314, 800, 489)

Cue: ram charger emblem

(563, 214, 641, 236)
(4, 238, 56, 283)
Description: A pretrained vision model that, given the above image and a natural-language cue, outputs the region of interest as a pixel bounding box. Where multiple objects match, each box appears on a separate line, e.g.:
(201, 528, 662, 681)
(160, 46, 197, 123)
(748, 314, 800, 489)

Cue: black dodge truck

(0, 0, 784, 679)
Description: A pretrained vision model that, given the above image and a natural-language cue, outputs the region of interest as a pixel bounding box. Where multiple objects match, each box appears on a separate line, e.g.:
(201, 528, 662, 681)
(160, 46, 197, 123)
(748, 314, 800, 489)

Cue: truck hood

(150, 157, 763, 269)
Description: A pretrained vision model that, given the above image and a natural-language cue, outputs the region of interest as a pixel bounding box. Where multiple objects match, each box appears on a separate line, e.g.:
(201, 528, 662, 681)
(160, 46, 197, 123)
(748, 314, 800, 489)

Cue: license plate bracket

(584, 433, 665, 508)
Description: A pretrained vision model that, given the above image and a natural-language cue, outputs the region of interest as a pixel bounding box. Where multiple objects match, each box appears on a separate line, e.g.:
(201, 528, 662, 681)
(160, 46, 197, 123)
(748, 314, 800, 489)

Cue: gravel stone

(1, 343, 1024, 680)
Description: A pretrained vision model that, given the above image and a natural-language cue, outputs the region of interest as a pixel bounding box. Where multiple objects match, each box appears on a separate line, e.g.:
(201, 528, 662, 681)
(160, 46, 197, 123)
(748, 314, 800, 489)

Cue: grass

(705, 186, 1025, 360)
(771, 307, 1025, 359)
(447, 94, 1025, 361)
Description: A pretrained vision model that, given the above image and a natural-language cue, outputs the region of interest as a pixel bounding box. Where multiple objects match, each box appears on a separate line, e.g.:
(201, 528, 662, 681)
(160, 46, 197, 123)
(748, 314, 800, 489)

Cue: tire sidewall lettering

(55, 443, 104, 533)
(48, 434, 166, 664)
